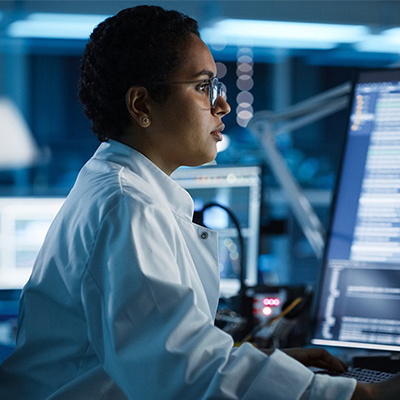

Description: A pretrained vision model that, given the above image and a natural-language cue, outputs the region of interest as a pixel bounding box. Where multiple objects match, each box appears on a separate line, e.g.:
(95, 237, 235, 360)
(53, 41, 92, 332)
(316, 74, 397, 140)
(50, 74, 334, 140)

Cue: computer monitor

(172, 165, 262, 297)
(0, 197, 65, 289)
(312, 68, 400, 352)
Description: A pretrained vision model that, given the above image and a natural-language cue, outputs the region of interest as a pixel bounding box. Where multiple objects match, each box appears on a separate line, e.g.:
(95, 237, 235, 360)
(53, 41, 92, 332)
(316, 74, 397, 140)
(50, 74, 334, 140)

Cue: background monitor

(0, 197, 65, 290)
(173, 165, 262, 297)
(312, 68, 400, 352)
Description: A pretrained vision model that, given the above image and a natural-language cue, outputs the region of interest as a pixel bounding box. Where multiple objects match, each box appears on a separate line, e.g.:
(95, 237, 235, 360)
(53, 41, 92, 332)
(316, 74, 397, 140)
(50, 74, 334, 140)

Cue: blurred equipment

(215, 284, 312, 345)
(242, 285, 312, 348)
(248, 82, 351, 259)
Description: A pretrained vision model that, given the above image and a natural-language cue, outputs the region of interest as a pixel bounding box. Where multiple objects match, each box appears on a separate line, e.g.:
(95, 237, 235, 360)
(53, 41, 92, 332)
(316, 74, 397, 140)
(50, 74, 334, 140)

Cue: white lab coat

(0, 140, 356, 399)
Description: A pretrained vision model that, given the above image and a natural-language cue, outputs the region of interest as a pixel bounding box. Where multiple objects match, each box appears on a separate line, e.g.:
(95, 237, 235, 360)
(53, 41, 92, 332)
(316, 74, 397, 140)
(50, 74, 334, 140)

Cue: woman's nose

(212, 95, 231, 117)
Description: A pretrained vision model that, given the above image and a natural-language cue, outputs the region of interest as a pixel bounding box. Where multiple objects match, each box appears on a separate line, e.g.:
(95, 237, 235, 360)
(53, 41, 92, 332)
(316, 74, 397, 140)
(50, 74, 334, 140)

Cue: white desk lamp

(0, 97, 39, 169)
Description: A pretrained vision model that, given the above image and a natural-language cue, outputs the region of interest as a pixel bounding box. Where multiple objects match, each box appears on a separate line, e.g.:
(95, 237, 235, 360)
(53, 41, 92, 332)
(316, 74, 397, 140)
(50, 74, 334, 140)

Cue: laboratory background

(1, 0, 400, 360)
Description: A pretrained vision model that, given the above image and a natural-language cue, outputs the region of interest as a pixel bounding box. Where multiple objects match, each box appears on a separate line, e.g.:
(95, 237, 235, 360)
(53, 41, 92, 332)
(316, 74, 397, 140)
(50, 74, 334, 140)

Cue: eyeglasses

(157, 77, 224, 109)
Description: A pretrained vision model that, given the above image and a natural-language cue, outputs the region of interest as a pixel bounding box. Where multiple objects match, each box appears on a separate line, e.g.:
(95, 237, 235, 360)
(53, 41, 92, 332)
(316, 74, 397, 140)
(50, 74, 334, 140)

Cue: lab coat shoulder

(77, 163, 183, 275)
(83, 186, 183, 287)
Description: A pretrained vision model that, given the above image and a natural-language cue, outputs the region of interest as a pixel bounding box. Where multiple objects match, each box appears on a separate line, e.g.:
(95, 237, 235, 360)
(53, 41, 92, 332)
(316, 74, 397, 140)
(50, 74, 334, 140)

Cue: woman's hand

(352, 374, 400, 400)
(261, 347, 347, 372)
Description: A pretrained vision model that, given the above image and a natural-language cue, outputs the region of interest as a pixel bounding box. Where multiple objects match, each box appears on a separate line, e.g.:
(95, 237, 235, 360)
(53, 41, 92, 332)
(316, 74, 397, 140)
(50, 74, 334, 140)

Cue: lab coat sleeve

(80, 195, 355, 400)
(307, 374, 356, 400)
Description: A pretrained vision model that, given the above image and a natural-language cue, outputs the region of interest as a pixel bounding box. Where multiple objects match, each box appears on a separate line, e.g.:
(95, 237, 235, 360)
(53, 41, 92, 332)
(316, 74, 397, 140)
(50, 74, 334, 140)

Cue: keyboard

(315, 367, 394, 383)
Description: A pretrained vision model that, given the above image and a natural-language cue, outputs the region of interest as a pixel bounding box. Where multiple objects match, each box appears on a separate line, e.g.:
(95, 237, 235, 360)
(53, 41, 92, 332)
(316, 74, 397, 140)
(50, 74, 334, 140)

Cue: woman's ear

(125, 86, 152, 128)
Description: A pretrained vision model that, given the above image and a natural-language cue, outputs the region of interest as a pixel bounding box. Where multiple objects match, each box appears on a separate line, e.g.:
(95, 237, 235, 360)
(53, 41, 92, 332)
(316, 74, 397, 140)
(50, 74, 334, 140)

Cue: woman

(0, 5, 399, 399)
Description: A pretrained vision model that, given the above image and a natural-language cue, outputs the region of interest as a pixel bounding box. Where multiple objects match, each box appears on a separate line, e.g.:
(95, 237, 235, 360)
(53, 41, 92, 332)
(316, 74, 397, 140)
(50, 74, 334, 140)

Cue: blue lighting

(201, 19, 370, 50)
(356, 28, 400, 54)
(7, 13, 109, 40)
(3, 12, 398, 59)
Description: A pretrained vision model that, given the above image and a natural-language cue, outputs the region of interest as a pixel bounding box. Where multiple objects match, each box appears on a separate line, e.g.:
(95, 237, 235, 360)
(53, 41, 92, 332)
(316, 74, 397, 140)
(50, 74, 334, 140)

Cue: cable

(266, 296, 303, 326)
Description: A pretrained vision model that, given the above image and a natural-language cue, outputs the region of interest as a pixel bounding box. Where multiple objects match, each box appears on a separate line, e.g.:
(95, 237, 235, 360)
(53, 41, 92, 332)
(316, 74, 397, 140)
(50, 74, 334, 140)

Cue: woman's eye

(198, 83, 210, 93)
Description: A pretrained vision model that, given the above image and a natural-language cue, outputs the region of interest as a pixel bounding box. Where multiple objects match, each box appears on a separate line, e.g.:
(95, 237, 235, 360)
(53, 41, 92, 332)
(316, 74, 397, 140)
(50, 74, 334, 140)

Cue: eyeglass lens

(210, 77, 222, 109)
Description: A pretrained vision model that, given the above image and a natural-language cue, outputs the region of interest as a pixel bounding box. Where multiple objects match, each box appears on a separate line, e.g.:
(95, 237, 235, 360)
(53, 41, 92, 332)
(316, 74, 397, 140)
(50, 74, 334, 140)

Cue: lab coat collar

(93, 140, 194, 221)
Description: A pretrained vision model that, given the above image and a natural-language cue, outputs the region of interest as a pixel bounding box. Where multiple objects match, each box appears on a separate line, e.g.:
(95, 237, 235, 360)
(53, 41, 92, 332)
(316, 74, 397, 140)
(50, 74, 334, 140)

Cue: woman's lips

(211, 131, 223, 141)
(211, 125, 225, 141)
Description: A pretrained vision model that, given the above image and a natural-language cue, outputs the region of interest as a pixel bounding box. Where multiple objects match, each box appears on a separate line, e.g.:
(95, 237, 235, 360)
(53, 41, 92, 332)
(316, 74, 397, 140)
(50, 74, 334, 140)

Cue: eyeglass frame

(153, 76, 224, 109)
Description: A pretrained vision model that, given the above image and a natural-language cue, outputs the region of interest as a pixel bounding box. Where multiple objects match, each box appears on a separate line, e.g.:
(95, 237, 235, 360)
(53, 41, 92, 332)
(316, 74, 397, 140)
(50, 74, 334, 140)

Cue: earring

(141, 117, 150, 126)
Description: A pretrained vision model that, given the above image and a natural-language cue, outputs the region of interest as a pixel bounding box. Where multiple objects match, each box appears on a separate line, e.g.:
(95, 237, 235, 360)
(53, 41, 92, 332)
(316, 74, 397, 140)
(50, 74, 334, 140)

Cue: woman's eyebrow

(193, 69, 215, 79)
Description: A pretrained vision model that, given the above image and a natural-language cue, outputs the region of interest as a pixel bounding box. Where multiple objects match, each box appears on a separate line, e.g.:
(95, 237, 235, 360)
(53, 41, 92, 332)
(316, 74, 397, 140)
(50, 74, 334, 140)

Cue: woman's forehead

(176, 35, 216, 80)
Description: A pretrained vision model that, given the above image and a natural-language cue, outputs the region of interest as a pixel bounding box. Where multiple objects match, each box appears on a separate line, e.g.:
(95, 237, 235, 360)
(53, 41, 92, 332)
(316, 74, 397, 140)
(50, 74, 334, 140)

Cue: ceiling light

(355, 28, 400, 53)
(7, 13, 108, 40)
(201, 19, 369, 50)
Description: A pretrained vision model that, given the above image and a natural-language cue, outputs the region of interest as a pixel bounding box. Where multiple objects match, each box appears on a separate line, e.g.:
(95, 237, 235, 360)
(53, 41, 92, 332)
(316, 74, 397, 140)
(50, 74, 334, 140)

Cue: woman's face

(143, 34, 231, 175)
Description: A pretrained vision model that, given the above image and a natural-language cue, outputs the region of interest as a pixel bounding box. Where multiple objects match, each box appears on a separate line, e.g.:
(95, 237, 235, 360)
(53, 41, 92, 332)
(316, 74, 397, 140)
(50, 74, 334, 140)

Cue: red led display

(262, 298, 281, 307)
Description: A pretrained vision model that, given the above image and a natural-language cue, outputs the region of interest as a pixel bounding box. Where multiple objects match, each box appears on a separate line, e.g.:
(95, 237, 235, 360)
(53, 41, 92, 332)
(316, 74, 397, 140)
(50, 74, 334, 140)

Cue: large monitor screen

(312, 69, 400, 352)
(173, 165, 262, 297)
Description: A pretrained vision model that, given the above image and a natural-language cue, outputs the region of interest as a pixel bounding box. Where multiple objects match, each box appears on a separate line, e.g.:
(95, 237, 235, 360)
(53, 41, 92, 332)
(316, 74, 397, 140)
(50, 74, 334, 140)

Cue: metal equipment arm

(247, 82, 351, 259)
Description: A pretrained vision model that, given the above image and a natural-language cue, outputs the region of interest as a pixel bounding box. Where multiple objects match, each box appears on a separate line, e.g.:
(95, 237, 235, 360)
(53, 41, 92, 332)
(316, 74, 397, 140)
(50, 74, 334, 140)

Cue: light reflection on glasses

(157, 77, 224, 109)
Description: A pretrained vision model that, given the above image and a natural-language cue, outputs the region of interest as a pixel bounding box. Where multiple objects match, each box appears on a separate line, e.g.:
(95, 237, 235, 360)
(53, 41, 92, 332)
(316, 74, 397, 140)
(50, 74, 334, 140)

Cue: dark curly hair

(78, 5, 199, 141)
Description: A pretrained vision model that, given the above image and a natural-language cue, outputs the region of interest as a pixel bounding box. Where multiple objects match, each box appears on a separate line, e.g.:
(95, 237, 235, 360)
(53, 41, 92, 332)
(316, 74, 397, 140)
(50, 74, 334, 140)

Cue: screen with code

(312, 69, 400, 351)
